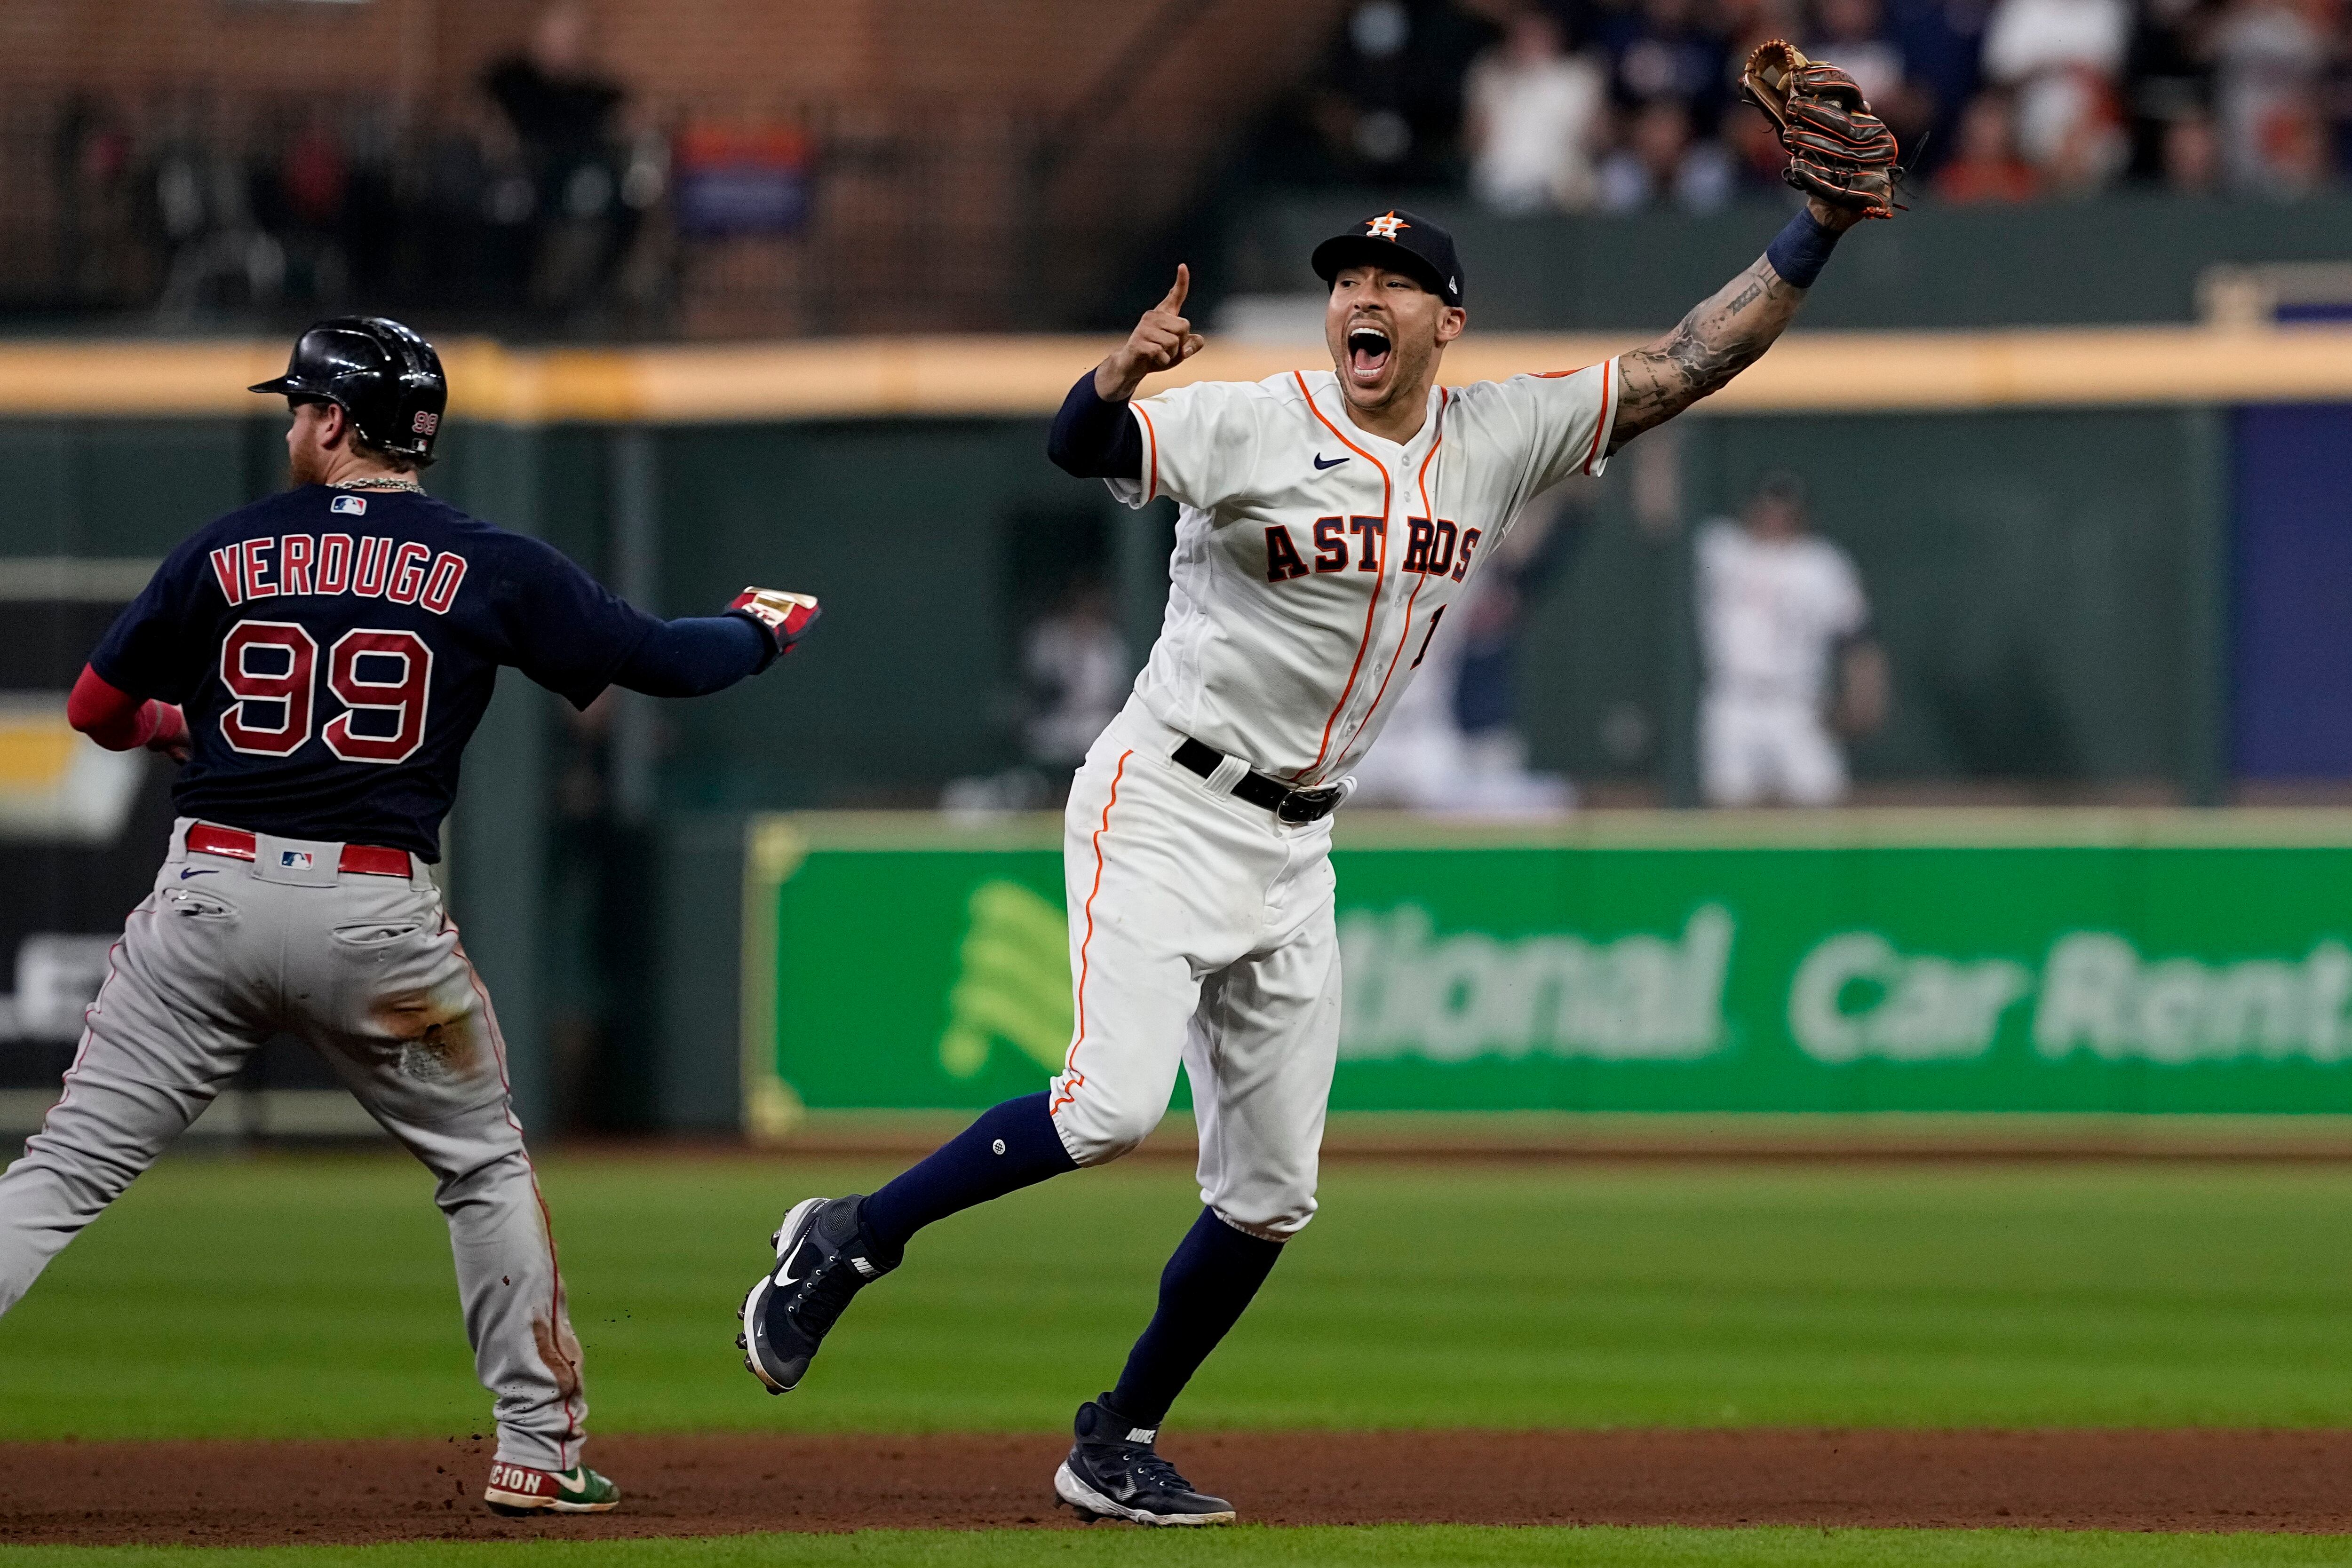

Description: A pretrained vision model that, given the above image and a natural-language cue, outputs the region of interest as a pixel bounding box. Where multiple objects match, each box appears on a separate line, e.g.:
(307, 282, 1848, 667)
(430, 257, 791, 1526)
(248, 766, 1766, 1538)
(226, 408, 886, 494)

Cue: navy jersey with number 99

(89, 483, 661, 860)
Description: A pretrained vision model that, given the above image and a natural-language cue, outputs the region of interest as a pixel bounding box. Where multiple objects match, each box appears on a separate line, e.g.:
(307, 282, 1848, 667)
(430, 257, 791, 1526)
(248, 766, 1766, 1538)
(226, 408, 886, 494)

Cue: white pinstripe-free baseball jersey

(1107, 359, 1619, 785)
(1043, 357, 1622, 1237)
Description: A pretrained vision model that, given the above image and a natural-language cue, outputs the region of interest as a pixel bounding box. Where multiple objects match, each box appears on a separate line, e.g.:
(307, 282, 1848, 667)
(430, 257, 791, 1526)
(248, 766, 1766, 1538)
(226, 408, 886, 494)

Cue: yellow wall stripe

(0, 325, 2344, 423)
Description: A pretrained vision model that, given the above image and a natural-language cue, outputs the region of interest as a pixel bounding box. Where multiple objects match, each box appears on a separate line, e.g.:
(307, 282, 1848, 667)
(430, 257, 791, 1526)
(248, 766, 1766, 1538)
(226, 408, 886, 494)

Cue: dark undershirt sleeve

(612, 615, 771, 697)
(1046, 370, 1143, 480)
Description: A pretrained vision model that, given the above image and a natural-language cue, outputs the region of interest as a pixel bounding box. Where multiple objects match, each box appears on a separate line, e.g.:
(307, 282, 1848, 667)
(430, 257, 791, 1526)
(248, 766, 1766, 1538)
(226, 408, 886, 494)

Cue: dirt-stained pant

(0, 819, 589, 1472)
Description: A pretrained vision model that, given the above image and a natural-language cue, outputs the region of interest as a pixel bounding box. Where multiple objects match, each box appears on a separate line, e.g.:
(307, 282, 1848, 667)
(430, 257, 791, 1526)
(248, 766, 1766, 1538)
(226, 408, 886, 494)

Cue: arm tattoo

(1609, 256, 1805, 452)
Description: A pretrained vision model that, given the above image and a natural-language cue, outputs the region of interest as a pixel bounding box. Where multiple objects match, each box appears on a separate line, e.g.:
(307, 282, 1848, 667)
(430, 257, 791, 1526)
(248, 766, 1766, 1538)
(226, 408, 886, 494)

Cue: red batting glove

(726, 587, 821, 669)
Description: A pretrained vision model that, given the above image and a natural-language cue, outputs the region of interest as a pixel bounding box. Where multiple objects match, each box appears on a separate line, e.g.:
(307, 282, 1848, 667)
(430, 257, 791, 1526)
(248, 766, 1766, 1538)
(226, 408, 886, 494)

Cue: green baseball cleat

(483, 1460, 622, 1515)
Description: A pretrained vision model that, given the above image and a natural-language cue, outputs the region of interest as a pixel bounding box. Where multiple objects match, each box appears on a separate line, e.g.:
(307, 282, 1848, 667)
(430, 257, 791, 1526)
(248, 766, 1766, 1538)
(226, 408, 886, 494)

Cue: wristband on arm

(1763, 206, 1842, 290)
(67, 665, 186, 755)
(1047, 370, 1144, 481)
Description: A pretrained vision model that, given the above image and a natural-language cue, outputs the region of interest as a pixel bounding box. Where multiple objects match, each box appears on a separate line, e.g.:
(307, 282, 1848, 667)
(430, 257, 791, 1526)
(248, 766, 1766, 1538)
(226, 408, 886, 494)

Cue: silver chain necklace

(332, 476, 424, 493)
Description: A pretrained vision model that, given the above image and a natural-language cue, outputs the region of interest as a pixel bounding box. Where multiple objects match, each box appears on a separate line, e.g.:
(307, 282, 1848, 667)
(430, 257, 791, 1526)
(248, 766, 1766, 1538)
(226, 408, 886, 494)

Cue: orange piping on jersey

(1580, 357, 1616, 475)
(1290, 372, 1389, 783)
(1133, 402, 1160, 505)
(1335, 388, 1448, 767)
(1050, 747, 1132, 1117)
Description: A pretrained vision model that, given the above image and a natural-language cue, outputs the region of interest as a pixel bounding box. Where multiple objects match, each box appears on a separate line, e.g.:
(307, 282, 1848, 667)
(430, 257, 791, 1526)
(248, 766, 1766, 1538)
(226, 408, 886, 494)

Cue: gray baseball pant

(0, 818, 590, 1471)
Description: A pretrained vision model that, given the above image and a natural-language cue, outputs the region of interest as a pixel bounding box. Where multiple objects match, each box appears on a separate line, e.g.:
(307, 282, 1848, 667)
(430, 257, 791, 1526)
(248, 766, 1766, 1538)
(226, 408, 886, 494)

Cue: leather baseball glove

(1741, 40, 1902, 219)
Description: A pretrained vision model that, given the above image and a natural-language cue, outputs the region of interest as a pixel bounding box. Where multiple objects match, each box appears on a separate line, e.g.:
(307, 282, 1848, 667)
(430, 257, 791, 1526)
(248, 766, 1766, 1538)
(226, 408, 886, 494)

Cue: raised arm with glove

(1609, 42, 1900, 452)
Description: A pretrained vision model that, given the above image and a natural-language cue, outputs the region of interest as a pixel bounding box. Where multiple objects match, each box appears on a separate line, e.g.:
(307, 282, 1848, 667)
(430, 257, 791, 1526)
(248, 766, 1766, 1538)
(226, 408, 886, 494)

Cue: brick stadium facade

(0, 0, 1346, 336)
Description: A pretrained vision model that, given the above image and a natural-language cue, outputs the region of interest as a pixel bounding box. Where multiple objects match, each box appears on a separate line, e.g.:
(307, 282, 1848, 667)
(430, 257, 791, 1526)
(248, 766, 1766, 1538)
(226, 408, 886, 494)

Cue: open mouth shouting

(1345, 323, 1393, 388)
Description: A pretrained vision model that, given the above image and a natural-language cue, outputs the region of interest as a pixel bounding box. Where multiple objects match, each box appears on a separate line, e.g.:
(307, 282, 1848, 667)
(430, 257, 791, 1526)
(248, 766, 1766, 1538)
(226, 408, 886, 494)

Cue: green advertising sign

(742, 811, 2352, 1131)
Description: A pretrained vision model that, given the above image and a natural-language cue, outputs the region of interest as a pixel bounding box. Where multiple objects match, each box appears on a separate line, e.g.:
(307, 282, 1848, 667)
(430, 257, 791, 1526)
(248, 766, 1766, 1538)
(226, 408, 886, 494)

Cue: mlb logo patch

(279, 849, 314, 870)
(331, 495, 367, 515)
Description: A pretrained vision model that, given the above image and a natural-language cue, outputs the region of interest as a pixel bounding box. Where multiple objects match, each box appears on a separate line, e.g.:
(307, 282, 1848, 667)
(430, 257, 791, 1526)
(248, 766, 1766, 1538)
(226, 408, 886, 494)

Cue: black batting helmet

(250, 316, 447, 465)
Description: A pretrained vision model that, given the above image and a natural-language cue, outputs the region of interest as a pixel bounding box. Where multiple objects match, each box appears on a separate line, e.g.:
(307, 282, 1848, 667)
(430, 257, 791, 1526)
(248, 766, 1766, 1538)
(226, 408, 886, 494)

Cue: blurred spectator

(1935, 89, 2042, 197)
(1303, 0, 1503, 184)
(415, 102, 538, 309)
(1604, 0, 1734, 135)
(2122, 0, 2217, 181)
(1813, 0, 1910, 103)
(1696, 474, 1886, 808)
(50, 96, 143, 305)
(1599, 99, 1736, 208)
(2212, 0, 2336, 194)
(1981, 0, 2132, 188)
(1889, 0, 1995, 167)
(2163, 108, 2225, 187)
(1812, 0, 1939, 149)
(1465, 10, 1608, 210)
(153, 119, 286, 318)
(1728, 95, 1800, 191)
(268, 111, 352, 304)
(1022, 579, 1132, 771)
(482, 3, 635, 316)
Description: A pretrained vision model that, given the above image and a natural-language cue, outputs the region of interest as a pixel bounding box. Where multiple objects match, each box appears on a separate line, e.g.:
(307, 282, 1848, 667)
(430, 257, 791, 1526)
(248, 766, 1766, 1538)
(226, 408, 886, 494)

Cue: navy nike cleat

(1052, 1400, 1237, 1526)
(737, 1195, 897, 1394)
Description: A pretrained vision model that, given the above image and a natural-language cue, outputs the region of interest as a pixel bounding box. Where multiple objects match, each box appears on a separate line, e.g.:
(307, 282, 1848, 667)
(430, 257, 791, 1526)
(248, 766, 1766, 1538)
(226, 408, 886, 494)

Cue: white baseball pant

(1047, 698, 1342, 1241)
(1701, 693, 1849, 807)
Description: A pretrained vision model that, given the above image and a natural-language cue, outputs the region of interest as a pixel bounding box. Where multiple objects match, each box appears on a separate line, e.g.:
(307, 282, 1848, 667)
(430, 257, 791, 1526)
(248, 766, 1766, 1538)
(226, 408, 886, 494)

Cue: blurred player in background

(1024, 576, 1134, 778)
(1695, 471, 1887, 805)
(0, 317, 819, 1518)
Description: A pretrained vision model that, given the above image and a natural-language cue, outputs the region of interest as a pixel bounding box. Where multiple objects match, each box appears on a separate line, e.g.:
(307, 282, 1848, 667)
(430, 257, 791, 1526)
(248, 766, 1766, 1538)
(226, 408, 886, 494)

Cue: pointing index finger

(1159, 263, 1191, 314)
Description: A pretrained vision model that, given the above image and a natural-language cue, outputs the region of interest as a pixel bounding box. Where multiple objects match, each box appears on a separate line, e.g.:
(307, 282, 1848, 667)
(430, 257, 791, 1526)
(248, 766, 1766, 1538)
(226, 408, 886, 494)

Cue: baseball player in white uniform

(1697, 472, 1885, 806)
(738, 193, 1872, 1524)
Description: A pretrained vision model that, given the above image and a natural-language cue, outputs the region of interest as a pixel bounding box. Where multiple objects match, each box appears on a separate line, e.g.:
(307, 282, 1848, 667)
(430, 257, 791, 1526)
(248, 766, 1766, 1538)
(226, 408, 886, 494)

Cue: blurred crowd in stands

(1274, 0, 2352, 210)
(15, 0, 2349, 335)
(22, 6, 674, 326)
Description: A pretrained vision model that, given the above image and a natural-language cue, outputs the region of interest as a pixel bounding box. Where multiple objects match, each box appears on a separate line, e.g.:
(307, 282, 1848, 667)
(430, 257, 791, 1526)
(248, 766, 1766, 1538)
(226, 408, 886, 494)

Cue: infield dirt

(6, 1429, 2352, 1545)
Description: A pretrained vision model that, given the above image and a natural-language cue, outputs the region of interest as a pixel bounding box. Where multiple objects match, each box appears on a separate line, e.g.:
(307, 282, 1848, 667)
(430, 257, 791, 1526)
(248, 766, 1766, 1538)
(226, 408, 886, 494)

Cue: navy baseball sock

(860, 1092, 1076, 1255)
(1104, 1207, 1284, 1429)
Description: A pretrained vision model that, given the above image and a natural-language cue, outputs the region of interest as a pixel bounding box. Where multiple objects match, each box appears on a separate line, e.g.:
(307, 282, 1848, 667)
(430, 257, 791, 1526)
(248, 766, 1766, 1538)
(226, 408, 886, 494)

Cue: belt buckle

(1277, 787, 1335, 825)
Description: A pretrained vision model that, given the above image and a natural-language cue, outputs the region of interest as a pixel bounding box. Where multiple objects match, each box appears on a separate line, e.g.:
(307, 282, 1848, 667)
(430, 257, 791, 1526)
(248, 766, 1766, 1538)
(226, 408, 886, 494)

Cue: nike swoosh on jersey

(1312, 453, 1348, 470)
(179, 868, 218, 879)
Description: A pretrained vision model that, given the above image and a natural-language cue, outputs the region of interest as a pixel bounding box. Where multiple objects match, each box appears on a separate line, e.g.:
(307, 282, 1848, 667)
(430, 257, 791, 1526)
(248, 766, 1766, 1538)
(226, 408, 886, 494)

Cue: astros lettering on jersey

(1110, 362, 1617, 787)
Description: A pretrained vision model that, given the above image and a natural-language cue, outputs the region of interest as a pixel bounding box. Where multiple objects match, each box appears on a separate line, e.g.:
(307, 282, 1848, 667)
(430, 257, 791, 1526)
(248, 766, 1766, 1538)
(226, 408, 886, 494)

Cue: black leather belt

(1172, 737, 1344, 824)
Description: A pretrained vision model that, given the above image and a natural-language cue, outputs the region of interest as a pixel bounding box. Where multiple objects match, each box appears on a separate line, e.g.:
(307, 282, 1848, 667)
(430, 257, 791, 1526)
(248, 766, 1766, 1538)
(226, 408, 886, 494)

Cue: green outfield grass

(5, 1151, 2352, 1439)
(8, 1528, 2352, 1568)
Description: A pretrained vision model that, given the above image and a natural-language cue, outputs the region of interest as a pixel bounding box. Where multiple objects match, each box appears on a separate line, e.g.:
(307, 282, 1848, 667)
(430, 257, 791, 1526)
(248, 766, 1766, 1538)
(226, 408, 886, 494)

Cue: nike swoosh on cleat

(773, 1242, 815, 1290)
(1312, 453, 1347, 470)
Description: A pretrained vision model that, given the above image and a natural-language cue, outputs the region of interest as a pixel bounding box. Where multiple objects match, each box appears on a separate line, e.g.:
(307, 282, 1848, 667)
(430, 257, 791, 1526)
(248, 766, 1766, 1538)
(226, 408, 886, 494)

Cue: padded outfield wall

(744, 810, 2352, 1126)
(0, 330, 2347, 1130)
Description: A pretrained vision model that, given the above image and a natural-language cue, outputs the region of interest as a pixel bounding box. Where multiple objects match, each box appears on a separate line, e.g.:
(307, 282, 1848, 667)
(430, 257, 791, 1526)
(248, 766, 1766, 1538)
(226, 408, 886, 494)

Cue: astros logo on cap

(1365, 211, 1410, 240)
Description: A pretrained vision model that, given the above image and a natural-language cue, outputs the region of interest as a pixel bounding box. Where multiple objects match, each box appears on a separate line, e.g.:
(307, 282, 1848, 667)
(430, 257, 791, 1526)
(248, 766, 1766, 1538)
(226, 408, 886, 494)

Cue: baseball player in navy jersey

(0, 316, 818, 1517)
(739, 195, 1867, 1524)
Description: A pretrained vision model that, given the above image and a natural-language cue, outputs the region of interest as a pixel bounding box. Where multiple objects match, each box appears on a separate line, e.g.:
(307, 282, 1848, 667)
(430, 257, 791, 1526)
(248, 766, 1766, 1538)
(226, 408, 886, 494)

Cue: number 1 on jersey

(1408, 604, 1448, 670)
